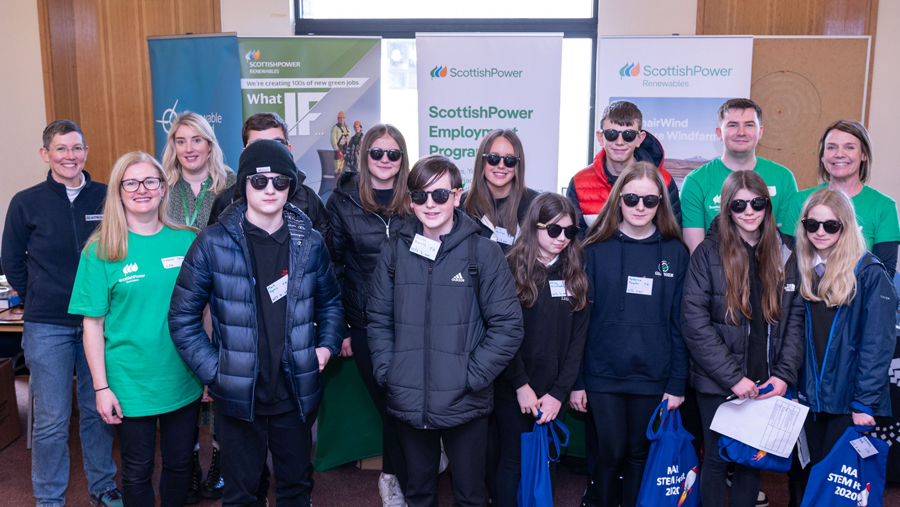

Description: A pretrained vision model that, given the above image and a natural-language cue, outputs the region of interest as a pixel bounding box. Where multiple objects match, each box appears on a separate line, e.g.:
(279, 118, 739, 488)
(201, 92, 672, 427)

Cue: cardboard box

(0, 358, 21, 451)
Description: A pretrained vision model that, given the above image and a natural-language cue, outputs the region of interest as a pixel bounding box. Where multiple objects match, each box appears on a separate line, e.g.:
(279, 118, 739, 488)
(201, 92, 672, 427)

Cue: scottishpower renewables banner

(238, 37, 381, 194)
(416, 33, 563, 192)
(597, 36, 753, 183)
(148, 34, 243, 169)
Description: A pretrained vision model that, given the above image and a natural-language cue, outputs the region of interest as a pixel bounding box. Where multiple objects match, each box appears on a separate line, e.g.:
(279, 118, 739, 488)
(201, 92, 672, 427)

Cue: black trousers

(587, 392, 659, 507)
(696, 392, 760, 507)
(114, 398, 201, 507)
(350, 326, 408, 489)
(215, 405, 316, 507)
(396, 416, 489, 507)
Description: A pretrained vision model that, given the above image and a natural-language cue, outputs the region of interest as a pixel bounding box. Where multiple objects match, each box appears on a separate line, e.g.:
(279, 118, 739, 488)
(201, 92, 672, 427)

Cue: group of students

(1, 95, 897, 507)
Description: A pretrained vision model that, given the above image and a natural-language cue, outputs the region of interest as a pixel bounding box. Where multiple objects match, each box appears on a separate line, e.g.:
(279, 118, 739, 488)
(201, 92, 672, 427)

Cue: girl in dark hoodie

(494, 193, 590, 507)
(571, 162, 690, 507)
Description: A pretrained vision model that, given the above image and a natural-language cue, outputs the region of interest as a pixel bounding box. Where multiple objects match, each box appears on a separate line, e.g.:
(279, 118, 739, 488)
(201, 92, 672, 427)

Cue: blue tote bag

(637, 400, 702, 507)
(800, 425, 889, 507)
(518, 414, 569, 507)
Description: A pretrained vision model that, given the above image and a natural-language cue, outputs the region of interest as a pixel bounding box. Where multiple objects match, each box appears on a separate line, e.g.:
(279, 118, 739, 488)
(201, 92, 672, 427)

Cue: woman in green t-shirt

(69, 151, 203, 507)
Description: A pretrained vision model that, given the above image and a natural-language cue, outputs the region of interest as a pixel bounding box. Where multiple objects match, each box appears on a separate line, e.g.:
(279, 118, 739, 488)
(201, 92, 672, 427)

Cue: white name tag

(256, 166, 271, 173)
(768, 186, 777, 197)
(410, 234, 440, 260)
(549, 280, 572, 298)
(626, 276, 653, 296)
(850, 436, 879, 458)
(161, 256, 184, 269)
(267, 274, 289, 303)
(85, 214, 103, 221)
(494, 227, 514, 245)
(785, 283, 796, 292)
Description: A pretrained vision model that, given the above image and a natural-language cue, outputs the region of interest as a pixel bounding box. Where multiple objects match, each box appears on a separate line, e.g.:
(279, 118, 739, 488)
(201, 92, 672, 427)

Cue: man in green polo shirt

(681, 98, 798, 253)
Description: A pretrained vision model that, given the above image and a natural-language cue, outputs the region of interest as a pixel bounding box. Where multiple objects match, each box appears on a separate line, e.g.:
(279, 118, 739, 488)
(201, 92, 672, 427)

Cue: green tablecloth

(313, 356, 383, 471)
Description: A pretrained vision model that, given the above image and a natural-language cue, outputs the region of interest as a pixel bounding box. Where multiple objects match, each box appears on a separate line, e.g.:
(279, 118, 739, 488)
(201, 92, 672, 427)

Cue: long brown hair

(583, 162, 684, 247)
(816, 119, 873, 184)
(716, 171, 784, 325)
(506, 193, 588, 311)
(463, 129, 527, 232)
(356, 123, 410, 216)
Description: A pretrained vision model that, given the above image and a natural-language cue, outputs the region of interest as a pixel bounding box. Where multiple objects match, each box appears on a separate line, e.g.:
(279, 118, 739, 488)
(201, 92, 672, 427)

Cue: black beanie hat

(236, 139, 298, 197)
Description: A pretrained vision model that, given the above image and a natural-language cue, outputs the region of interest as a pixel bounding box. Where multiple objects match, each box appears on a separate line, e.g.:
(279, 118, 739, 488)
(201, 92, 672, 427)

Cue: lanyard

(181, 176, 210, 227)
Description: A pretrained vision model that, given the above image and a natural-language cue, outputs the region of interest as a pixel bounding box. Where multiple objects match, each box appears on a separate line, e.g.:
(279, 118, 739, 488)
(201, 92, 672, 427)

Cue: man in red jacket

(567, 100, 681, 236)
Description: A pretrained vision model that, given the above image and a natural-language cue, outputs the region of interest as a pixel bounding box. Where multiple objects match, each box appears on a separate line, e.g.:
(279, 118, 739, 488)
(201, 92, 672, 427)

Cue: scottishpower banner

(148, 34, 243, 169)
(597, 36, 753, 182)
(238, 37, 381, 193)
(416, 33, 563, 192)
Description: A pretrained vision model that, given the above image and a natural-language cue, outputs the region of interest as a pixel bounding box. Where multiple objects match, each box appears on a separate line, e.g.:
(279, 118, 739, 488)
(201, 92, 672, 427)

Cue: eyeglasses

(51, 145, 86, 156)
(600, 129, 639, 143)
(729, 197, 768, 213)
(802, 219, 843, 234)
(483, 153, 520, 168)
(620, 193, 662, 208)
(248, 174, 293, 191)
(409, 188, 457, 205)
(537, 222, 579, 240)
(368, 148, 403, 162)
(121, 177, 161, 192)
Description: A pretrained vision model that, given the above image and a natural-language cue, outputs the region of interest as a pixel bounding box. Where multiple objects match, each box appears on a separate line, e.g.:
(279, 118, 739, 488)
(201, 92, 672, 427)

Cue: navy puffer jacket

(367, 209, 524, 429)
(169, 201, 344, 422)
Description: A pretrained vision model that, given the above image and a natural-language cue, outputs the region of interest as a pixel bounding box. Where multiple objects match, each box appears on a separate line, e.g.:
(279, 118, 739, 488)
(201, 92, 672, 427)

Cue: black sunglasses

(483, 153, 520, 168)
(409, 188, 457, 205)
(368, 148, 403, 162)
(248, 174, 292, 191)
(802, 219, 843, 234)
(729, 197, 768, 213)
(601, 129, 639, 143)
(537, 222, 579, 240)
(620, 193, 662, 208)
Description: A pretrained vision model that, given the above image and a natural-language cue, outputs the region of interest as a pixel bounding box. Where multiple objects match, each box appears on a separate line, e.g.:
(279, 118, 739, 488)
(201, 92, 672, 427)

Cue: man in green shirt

(681, 98, 798, 252)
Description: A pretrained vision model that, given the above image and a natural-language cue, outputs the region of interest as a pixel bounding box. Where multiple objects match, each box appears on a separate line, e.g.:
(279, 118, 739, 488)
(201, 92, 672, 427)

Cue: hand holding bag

(799, 425, 889, 507)
(637, 400, 702, 507)
(517, 412, 569, 507)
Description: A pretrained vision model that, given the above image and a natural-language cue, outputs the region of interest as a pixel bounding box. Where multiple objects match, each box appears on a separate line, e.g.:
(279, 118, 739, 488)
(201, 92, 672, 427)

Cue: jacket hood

(592, 130, 666, 172)
(397, 208, 482, 254)
(216, 199, 312, 244)
(335, 170, 361, 199)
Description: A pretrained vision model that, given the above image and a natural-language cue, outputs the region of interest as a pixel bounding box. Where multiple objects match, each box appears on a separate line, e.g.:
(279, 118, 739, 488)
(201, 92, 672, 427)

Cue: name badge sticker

(267, 274, 289, 303)
(161, 256, 184, 269)
(410, 234, 440, 260)
(849, 436, 879, 458)
(549, 280, 572, 298)
(494, 227, 514, 245)
(767, 186, 777, 197)
(626, 276, 653, 296)
(85, 214, 104, 221)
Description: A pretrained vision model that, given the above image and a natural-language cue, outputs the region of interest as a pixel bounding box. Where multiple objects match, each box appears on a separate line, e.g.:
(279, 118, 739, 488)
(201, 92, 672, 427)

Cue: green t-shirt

(69, 226, 202, 417)
(680, 157, 799, 232)
(780, 183, 900, 250)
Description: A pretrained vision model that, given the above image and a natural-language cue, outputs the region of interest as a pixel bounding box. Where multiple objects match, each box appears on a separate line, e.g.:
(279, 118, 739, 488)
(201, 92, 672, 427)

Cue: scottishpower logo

(620, 62, 641, 78)
(245, 49, 261, 61)
(428, 64, 523, 79)
(430, 65, 448, 79)
(122, 263, 138, 275)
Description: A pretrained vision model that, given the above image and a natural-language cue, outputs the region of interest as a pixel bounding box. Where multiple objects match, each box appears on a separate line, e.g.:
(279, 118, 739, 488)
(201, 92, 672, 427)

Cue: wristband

(94, 386, 109, 392)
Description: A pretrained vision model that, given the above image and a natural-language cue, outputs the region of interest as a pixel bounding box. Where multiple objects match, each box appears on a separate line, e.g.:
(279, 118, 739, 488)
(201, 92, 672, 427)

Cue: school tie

(815, 263, 825, 277)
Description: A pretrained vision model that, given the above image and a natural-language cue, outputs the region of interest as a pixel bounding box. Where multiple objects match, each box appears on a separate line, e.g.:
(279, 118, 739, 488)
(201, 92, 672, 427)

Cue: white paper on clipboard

(710, 396, 809, 458)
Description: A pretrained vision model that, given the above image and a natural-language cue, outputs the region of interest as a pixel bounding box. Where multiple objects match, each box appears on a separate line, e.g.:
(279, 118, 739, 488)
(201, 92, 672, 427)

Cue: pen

(725, 380, 763, 402)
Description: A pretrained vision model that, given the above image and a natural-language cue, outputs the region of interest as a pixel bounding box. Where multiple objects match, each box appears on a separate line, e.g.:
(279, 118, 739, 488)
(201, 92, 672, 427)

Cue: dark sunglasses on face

(121, 177, 161, 192)
(483, 153, 520, 168)
(802, 218, 843, 234)
(537, 222, 579, 240)
(368, 148, 404, 162)
(729, 197, 768, 213)
(601, 129, 639, 143)
(620, 193, 661, 208)
(248, 174, 292, 191)
(409, 188, 457, 205)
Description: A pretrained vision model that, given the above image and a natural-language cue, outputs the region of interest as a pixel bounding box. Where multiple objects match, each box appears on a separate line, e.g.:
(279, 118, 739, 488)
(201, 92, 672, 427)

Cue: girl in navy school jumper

(570, 162, 690, 507)
(494, 193, 590, 507)
(793, 189, 896, 474)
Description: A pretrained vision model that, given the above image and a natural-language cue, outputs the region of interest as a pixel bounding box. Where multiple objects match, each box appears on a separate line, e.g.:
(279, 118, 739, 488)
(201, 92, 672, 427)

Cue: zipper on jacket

(69, 201, 80, 253)
(423, 261, 434, 429)
(348, 194, 392, 237)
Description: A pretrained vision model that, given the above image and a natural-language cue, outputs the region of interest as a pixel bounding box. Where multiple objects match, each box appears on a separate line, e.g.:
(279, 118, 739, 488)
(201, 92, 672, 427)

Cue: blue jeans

(23, 322, 118, 506)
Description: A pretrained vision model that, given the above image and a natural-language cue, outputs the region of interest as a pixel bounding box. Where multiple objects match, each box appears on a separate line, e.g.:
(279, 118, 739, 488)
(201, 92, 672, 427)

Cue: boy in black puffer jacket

(367, 155, 524, 507)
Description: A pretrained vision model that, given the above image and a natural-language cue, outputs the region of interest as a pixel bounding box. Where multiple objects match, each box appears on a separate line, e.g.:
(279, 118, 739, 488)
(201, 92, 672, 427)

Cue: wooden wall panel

(697, 0, 876, 36)
(38, 0, 221, 184)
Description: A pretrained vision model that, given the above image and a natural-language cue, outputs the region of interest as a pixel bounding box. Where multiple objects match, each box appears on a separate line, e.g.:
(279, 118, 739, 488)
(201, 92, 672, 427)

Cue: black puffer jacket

(327, 171, 402, 330)
(168, 202, 344, 422)
(367, 209, 524, 429)
(681, 223, 805, 396)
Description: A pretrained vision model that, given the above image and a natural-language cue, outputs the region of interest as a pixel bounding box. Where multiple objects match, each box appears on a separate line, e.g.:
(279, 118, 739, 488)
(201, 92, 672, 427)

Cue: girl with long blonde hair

(792, 188, 897, 496)
(69, 151, 202, 506)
